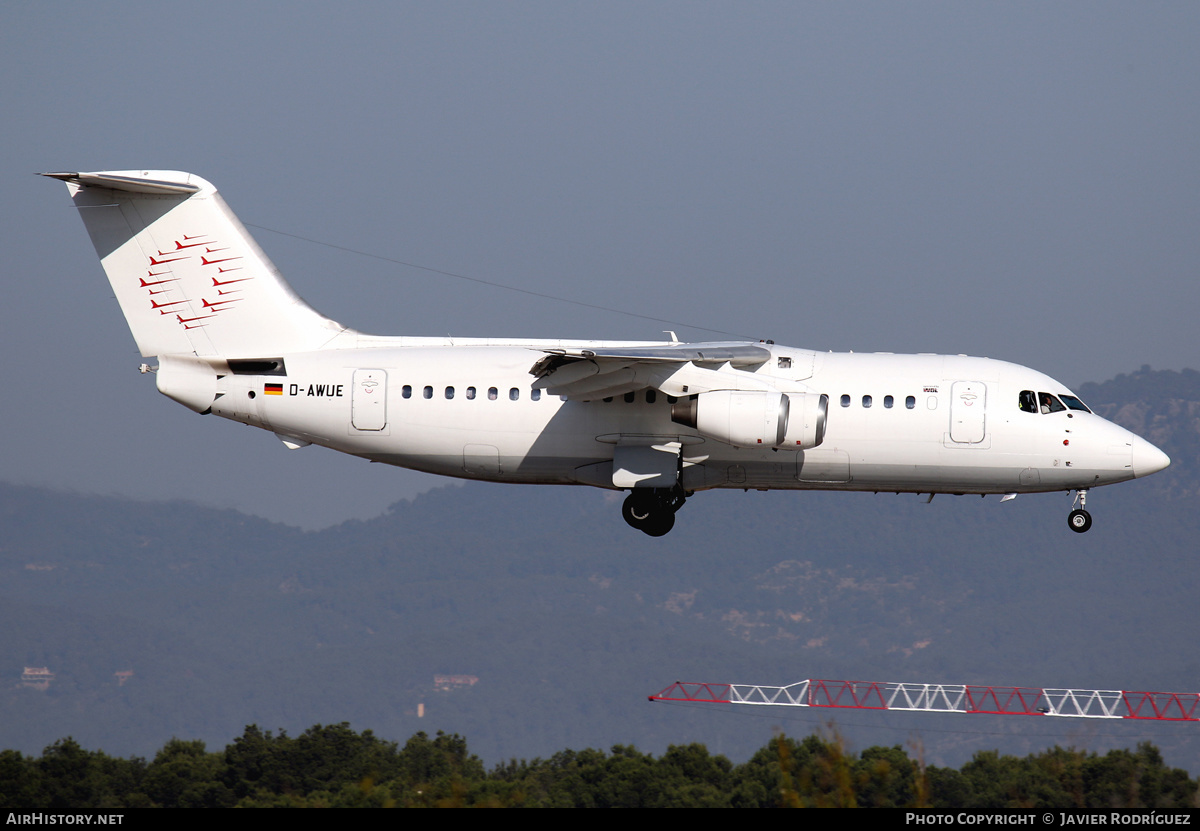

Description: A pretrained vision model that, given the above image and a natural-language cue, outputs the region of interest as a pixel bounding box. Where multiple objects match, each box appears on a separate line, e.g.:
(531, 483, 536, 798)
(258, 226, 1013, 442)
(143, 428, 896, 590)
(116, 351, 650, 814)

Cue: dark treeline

(0, 724, 1196, 809)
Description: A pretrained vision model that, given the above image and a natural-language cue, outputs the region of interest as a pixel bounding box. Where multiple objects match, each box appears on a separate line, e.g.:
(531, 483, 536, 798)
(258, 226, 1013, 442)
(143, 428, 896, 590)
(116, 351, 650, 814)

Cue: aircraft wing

(529, 342, 771, 400)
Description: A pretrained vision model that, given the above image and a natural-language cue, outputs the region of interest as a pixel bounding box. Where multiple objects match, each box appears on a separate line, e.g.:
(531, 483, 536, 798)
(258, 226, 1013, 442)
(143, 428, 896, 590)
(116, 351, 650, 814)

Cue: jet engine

(670, 390, 827, 449)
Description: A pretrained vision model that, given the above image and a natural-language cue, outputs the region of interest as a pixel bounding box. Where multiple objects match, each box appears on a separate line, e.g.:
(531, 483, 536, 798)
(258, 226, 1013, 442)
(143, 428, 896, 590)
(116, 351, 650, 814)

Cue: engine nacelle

(779, 392, 828, 449)
(671, 390, 828, 449)
(672, 389, 830, 449)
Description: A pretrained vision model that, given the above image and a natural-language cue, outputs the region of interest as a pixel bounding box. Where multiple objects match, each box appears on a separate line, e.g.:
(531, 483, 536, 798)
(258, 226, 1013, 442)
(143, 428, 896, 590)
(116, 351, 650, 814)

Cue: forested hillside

(1077, 366, 1200, 498)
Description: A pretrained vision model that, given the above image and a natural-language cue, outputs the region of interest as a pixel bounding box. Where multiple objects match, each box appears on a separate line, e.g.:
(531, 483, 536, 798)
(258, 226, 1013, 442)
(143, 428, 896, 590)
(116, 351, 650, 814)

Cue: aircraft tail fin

(45, 170, 354, 359)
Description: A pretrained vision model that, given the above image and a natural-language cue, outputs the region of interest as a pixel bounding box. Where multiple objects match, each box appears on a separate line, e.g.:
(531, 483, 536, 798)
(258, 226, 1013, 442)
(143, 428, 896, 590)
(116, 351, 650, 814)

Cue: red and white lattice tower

(650, 679, 1200, 721)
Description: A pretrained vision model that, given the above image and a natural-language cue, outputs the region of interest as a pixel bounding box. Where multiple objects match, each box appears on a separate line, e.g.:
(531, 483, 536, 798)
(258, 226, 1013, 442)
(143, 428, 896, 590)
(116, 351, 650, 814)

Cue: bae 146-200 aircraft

(44, 170, 1170, 536)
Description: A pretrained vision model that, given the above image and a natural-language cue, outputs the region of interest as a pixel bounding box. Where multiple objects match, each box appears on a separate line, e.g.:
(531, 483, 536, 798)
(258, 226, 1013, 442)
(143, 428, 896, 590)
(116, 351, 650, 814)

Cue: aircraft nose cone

(1131, 434, 1170, 478)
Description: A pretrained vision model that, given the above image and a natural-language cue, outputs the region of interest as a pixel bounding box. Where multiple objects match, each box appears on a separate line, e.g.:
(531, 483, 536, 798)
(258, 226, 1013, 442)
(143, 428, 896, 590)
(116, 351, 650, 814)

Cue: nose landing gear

(1068, 489, 1092, 533)
(622, 487, 688, 537)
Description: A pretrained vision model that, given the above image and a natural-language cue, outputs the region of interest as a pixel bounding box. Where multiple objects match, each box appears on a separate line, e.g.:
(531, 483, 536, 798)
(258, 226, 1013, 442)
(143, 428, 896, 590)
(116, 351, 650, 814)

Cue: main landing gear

(1068, 489, 1092, 534)
(622, 487, 688, 537)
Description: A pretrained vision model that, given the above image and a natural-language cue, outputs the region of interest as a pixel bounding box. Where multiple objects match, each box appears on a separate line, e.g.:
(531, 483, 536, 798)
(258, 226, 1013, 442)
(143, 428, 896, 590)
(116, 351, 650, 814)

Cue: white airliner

(45, 170, 1170, 536)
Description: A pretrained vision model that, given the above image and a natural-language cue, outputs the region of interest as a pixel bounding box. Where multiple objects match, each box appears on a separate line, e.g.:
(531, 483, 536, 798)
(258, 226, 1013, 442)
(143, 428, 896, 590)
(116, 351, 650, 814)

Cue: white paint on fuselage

(208, 339, 1153, 497)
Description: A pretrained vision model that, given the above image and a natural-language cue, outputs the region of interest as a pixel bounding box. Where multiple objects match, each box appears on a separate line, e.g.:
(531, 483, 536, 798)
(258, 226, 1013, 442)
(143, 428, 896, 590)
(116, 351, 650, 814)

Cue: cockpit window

(1038, 392, 1066, 414)
(1018, 390, 1038, 413)
(1059, 394, 1091, 413)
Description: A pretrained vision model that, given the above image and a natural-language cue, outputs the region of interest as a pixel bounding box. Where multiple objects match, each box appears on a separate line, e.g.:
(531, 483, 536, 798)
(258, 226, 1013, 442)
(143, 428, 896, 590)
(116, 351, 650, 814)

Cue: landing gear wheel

(622, 493, 656, 530)
(641, 511, 675, 537)
(1068, 509, 1092, 533)
(622, 489, 685, 536)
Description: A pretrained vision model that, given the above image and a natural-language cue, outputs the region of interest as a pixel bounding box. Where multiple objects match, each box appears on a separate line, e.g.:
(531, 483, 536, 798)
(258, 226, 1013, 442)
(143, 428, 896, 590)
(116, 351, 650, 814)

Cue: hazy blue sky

(4, 2, 1197, 527)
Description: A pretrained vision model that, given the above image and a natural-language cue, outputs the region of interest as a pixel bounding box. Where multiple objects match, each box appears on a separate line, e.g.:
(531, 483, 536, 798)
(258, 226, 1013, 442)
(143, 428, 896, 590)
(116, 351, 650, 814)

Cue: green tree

(143, 738, 231, 808)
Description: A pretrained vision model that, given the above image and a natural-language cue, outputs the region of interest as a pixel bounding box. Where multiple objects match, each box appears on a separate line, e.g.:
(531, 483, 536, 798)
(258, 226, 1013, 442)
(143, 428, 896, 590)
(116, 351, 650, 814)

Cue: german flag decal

(264, 383, 283, 396)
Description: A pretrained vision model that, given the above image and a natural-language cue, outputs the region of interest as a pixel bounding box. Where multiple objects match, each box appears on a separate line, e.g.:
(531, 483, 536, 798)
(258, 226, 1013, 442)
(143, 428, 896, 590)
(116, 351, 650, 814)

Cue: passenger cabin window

(531, 389, 541, 401)
(624, 391, 635, 403)
(509, 388, 520, 401)
(840, 394, 851, 408)
(646, 390, 657, 404)
(445, 386, 455, 399)
(402, 385, 412, 399)
(488, 387, 498, 400)
(466, 386, 476, 400)
(884, 395, 893, 409)
(423, 386, 433, 399)
(862, 395, 872, 408)
(906, 396, 915, 409)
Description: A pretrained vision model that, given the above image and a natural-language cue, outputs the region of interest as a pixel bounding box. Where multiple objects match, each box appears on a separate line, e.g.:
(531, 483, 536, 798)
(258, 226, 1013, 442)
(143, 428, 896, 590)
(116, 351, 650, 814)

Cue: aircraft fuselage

(196, 341, 1161, 498)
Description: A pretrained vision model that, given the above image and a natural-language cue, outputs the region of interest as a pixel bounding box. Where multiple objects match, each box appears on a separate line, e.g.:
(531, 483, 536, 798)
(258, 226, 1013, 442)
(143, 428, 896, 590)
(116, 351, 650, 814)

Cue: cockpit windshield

(1019, 389, 1092, 414)
(1059, 394, 1091, 413)
(1038, 392, 1066, 413)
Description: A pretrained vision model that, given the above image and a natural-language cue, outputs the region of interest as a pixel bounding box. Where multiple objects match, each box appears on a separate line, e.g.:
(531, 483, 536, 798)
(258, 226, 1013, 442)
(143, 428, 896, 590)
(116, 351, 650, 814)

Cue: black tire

(622, 493, 654, 529)
(622, 493, 678, 536)
(1068, 509, 1092, 533)
(641, 511, 675, 537)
